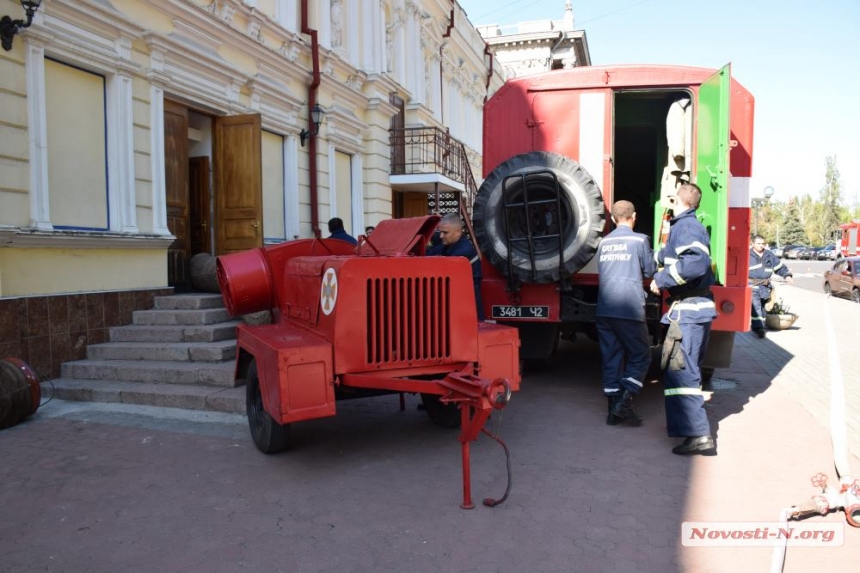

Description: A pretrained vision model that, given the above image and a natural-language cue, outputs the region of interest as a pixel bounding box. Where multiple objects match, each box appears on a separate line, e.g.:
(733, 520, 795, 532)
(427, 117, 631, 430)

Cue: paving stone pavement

(0, 283, 858, 572)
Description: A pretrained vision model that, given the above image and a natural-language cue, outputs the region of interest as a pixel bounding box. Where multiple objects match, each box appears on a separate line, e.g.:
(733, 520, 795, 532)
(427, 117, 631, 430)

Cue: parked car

(772, 245, 784, 258)
(823, 256, 860, 303)
(799, 246, 824, 260)
(816, 244, 837, 260)
(784, 245, 807, 259)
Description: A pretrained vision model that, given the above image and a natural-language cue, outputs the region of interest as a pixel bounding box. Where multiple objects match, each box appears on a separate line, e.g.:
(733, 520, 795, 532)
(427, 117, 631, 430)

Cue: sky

(457, 0, 860, 208)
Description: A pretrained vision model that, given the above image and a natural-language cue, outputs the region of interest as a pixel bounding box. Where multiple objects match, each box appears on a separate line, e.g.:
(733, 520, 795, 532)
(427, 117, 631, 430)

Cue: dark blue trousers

(750, 285, 771, 332)
(664, 321, 712, 437)
(596, 317, 651, 396)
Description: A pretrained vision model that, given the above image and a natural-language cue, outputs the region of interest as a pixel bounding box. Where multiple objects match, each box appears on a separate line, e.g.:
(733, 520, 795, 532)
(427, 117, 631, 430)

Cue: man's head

(437, 213, 464, 246)
(675, 183, 702, 211)
(327, 217, 345, 234)
(365, 226, 375, 236)
(752, 234, 766, 254)
(610, 200, 636, 228)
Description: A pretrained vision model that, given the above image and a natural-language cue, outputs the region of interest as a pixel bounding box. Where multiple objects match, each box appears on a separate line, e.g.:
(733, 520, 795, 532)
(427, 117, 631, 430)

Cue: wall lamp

(300, 103, 325, 147)
(1, 0, 43, 51)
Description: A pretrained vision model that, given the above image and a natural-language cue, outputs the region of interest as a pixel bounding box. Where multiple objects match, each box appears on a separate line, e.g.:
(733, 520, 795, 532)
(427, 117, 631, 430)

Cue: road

(775, 258, 832, 294)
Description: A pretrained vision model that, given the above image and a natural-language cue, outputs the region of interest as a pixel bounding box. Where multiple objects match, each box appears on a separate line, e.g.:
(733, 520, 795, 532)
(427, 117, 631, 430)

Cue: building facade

(0, 0, 503, 376)
(475, 0, 590, 79)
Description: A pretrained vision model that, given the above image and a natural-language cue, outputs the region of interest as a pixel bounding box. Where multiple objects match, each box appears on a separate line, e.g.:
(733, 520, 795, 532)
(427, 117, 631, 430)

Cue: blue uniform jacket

(427, 235, 481, 282)
(330, 229, 357, 245)
(748, 248, 791, 293)
(596, 226, 656, 322)
(654, 208, 717, 324)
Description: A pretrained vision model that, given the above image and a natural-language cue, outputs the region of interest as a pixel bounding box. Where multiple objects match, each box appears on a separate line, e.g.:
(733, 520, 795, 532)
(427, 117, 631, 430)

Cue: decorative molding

(0, 226, 175, 249)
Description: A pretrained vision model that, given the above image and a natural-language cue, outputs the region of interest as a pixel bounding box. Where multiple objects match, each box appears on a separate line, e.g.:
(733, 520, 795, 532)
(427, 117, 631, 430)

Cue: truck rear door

(695, 64, 732, 284)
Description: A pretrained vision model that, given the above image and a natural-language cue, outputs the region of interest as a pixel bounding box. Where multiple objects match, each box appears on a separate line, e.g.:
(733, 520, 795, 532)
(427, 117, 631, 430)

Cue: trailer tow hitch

(438, 373, 512, 509)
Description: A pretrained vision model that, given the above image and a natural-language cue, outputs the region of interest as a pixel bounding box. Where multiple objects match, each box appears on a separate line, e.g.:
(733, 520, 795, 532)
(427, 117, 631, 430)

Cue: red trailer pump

(217, 216, 521, 508)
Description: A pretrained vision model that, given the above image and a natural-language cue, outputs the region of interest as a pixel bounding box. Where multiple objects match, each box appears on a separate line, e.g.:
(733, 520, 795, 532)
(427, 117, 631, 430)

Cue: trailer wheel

(473, 151, 605, 283)
(824, 282, 832, 295)
(420, 394, 461, 429)
(246, 359, 291, 454)
(853, 288, 860, 304)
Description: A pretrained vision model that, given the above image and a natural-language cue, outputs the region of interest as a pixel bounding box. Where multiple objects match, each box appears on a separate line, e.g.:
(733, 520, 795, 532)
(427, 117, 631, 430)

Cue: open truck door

(695, 64, 732, 284)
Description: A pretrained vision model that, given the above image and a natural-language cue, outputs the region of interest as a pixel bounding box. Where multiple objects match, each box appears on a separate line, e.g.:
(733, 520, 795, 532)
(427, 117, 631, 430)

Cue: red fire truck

(838, 220, 860, 258)
(472, 64, 754, 373)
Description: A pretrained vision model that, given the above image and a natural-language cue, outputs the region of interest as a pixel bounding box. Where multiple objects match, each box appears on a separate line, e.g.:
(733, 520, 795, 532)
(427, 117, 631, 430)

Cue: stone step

(87, 340, 237, 363)
(61, 359, 238, 387)
(133, 307, 232, 326)
(46, 378, 245, 414)
(154, 293, 225, 310)
(109, 322, 240, 343)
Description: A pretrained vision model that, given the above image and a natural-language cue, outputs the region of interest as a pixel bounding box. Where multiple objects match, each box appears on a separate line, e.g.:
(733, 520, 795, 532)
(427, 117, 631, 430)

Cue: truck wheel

(420, 394, 461, 429)
(473, 151, 605, 283)
(246, 359, 291, 454)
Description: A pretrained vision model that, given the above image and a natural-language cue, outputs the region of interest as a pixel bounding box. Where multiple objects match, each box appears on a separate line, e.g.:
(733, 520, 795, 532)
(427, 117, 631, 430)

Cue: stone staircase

(48, 293, 246, 414)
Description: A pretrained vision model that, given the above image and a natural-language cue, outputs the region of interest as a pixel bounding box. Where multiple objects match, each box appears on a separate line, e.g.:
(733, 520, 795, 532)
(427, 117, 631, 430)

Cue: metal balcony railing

(390, 127, 479, 208)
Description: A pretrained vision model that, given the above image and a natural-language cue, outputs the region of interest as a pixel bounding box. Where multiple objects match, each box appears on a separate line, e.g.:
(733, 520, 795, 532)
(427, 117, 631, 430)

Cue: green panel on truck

(695, 63, 731, 284)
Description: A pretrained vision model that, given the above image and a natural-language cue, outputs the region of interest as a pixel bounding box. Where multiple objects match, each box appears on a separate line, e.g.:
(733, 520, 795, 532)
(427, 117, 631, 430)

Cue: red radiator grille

(366, 276, 451, 364)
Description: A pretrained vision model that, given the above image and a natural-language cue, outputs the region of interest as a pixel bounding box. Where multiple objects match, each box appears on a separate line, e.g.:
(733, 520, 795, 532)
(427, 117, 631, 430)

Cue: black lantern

(1, 0, 43, 51)
(300, 103, 325, 147)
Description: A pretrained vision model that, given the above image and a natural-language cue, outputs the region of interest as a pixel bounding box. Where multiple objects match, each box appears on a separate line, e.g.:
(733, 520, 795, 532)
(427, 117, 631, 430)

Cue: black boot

(610, 390, 643, 425)
(606, 396, 622, 425)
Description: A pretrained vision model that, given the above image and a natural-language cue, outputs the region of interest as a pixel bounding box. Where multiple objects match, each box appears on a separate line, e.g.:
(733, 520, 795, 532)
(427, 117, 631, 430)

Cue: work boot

(672, 435, 717, 456)
(754, 329, 766, 339)
(609, 390, 643, 425)
(606, 396, 621, 425)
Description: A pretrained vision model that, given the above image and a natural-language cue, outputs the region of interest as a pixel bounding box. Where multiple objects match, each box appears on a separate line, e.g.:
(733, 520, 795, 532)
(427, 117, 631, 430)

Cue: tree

(820, 156, 843, 242)
(781, 199, 806, 245)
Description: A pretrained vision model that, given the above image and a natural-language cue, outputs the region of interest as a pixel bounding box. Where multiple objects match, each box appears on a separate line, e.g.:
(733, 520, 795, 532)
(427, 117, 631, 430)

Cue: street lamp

(1, 0, 42, 51)
(300, 103, 325, 147)
(752, 186, 774, 237)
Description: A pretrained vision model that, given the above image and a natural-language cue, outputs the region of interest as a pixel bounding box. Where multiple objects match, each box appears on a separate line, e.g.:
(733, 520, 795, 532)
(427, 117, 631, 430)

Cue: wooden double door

(163, 102, 263, 291)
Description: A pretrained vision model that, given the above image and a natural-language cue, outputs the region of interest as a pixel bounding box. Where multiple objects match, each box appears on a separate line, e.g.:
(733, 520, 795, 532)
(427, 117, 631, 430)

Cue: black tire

(824, 282, 832, 295)
(420, 394, 461, 429)
(853, 288, 860, 304)
(473, 151, 605, 284)
(246, 359, 291, 454)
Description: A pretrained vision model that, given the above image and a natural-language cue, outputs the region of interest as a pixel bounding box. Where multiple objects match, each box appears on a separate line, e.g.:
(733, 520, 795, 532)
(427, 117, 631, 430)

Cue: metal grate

(366, 276, 451, 365)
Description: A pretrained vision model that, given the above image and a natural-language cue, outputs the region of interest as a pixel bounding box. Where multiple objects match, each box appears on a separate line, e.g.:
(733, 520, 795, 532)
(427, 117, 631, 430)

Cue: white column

(25, 41, 52, 230)
(107, 73, 138, 233)
(284, 134, 300, 239)
(319, 0, 331, 49)
(149, 85, 170, 235)
(347, 0, 360, 66)
(404, 3, 419, 97)
(328, 142, 337, 219)
(351, 153, 363, 233)
(276, 0, 298, 31)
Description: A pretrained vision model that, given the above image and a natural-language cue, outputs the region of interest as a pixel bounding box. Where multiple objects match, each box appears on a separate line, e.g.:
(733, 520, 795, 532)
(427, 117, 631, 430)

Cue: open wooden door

(164, 101, 190, 291)
(390, 93, 405, 175)
(189, 156, 211, 255)
(214, 114, 263, 255)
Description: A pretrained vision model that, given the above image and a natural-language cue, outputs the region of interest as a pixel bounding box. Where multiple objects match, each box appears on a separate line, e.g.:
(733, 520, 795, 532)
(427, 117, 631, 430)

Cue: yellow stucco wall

(0, 247, 167, 297)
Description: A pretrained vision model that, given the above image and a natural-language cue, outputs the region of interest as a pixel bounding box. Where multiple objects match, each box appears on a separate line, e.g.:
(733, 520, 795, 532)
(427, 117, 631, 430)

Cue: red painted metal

(479, 63, 755, 345)
(217, 216, 521, 508)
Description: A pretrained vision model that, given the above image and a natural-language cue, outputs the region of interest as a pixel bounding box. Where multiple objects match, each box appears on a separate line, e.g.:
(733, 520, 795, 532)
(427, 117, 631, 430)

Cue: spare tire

(473, 151, 605, 284)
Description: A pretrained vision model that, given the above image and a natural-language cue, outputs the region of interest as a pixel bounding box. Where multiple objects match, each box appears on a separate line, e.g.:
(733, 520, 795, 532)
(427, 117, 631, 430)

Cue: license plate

(491, 305, 550, 319)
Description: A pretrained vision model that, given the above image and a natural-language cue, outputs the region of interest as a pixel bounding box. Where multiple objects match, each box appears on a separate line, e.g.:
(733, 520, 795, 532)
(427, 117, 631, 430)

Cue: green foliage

(767, 299, 792, 315)
(762, 157, 851, 246)
(781, 200, 806, 245)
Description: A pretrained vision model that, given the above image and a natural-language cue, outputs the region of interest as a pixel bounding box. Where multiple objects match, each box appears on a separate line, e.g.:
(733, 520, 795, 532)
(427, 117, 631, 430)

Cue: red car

(823, 256, 860, 303)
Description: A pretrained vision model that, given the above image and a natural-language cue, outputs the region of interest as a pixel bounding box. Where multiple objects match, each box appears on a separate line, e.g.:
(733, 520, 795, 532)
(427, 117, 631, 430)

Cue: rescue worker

(596, 200, 656, 426)
(327, 217, 357, 245)
(428, 213, 484, 320)
(649, 183, 717, 456)
(748, 234, 793, 338)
